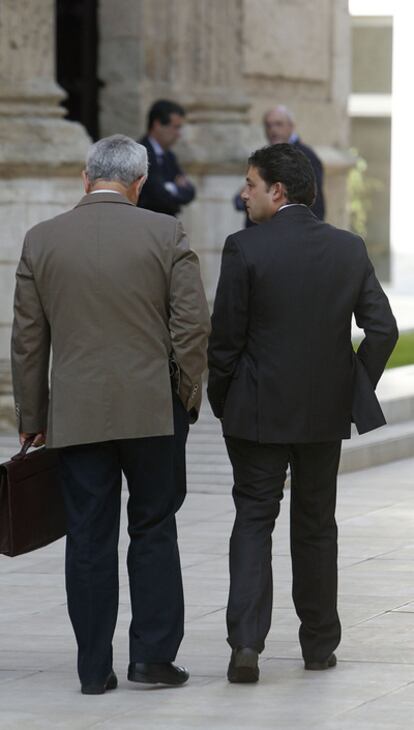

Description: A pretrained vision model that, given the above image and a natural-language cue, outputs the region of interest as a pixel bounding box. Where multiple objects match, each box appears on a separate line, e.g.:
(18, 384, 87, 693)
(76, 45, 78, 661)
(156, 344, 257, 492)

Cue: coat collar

(272, 204, 317, 221)
(141, 135, 172, 161)
(75, 192, 136, 208)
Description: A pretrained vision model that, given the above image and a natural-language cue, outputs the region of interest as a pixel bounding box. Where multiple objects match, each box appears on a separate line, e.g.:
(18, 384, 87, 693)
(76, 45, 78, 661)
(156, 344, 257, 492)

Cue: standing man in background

(235, 104, 325, 224)
(11, 135, 210, 694)
(139, 99, 196, 216)
(210, 144, 397, 684)
(263, 105, 325, 220)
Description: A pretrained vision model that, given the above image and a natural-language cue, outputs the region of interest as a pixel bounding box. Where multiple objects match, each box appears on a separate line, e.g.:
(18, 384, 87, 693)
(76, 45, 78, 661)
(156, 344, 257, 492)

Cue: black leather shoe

(81, 670, 118, 695)
(227, 648, 259, 683)
(128, 662, 189, 686)
(305, 653, 337, 671)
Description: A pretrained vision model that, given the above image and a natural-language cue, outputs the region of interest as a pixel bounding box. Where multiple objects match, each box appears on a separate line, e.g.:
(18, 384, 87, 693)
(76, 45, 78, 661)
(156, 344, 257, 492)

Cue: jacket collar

(272, 204, 316, 220)
(141, 135, 171, 161)
(75, 192, 135, 208)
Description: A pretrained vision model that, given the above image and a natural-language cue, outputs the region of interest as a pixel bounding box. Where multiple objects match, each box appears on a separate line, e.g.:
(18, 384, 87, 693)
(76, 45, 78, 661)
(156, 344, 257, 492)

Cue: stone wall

(99, 0, 352, 301)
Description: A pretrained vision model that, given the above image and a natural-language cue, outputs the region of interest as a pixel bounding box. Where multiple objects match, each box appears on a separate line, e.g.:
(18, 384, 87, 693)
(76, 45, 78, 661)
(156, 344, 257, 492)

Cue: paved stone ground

(1, 424, 414, 728)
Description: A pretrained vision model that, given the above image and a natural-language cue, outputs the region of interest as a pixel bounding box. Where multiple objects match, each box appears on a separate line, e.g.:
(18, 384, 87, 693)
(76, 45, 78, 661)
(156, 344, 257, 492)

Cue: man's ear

(271, 181, 287, 203)
(130, 175, 147, 204)
(82, 170, 91, 194)
(137, 174, 147, 194)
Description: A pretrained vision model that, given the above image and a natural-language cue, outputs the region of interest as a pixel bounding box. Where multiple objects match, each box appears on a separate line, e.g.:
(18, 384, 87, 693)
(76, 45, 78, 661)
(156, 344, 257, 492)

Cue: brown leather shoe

(304, 653, 337, 671)
(227, 647, 259, 683)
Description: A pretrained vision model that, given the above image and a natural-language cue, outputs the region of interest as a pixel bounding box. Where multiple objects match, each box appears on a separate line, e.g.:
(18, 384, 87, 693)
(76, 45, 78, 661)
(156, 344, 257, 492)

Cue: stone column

(170, 1, 253, 302)
(0, 0, 90, 429)
(99, 0, 253, 302)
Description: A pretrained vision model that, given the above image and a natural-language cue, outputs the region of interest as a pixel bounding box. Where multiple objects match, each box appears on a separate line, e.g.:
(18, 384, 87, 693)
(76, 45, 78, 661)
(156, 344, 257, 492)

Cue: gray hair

(85, 134, 148, 185)
(263, 105, 295, 125)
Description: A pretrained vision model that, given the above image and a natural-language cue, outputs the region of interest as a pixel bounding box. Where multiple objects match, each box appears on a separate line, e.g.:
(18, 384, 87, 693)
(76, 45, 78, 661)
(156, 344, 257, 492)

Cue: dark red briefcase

(0, 438, 66, 557)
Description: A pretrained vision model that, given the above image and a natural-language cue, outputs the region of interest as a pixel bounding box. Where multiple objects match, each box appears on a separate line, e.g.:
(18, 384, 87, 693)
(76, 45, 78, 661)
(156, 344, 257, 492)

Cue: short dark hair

(248, 143, 316, 207)
(147, 99, 186, 130)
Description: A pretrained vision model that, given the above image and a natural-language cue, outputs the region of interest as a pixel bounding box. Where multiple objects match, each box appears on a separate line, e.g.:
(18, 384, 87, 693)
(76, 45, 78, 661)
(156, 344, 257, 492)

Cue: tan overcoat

(11, 193, 210, 448)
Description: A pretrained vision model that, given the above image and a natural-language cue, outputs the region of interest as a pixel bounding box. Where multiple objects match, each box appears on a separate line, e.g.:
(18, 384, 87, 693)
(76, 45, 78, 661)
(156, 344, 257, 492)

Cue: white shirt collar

(278, 203, 307, 212)
(148, 136, 165, 157)
(90, 189, 122, 195)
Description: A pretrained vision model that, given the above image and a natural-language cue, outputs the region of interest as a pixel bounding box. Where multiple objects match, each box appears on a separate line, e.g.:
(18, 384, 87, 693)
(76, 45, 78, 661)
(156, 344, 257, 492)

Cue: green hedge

(385, 332, 414, 369)
(353, 331, 414, 369)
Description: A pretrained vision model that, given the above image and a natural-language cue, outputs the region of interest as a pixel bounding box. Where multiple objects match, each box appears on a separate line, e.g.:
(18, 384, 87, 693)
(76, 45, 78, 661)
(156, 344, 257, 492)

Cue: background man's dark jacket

(138, 135, 195, 216)
(208, 205, 398, 443)
(294, 138, 325, 220)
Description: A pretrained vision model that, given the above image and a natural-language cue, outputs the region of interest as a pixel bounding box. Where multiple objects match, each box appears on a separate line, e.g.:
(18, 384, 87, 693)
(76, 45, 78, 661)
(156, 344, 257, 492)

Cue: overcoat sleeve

(11, 236, 50, 433)
(171, 155, 196, 205)
(354, 244, 398, 387)
(169, 221, 210, 421)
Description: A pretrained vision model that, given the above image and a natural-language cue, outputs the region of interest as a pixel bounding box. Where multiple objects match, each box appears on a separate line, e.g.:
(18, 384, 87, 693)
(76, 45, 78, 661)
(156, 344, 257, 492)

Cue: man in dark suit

(12, 134, 210, 694)
(208, 144, 398, 683)
(138, 99, 196, 216)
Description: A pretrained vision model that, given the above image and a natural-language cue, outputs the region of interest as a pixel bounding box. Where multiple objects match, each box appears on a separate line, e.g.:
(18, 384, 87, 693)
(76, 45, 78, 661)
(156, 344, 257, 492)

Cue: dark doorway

(56, 0, 100, 140)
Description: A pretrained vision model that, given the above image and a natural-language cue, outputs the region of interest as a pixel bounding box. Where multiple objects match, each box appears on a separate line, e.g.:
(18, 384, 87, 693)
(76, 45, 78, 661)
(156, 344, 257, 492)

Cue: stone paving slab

(1, 441, 414, 728)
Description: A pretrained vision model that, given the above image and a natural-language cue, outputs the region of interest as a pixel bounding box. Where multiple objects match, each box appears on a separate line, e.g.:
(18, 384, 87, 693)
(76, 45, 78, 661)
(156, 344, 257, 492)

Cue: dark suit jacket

(208, 205, 398, 443)
(294, 138, 325, 220)
(138, 135, 196, 216)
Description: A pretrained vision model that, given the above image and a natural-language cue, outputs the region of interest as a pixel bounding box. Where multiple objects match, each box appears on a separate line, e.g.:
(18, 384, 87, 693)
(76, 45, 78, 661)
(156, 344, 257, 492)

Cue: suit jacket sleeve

(311, 154, 325, 220)
(354, 243, 398, 387)
(141, 148, 195, 215)
(11, 235, 50, 433)
(171, 155, 196, 205)
(305, 146, 325, 220)
(169, 221, 210, 420)
(207, 235, 249, 418)
(142, 166, 182, 215)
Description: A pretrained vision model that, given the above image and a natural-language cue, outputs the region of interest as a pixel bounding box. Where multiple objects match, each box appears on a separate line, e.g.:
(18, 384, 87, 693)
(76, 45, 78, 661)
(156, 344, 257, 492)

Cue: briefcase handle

(11, 436, 36, 461)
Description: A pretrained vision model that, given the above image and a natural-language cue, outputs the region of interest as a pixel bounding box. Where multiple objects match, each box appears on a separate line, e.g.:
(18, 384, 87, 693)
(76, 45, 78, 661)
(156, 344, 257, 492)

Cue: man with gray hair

(11, 134, 210, 694)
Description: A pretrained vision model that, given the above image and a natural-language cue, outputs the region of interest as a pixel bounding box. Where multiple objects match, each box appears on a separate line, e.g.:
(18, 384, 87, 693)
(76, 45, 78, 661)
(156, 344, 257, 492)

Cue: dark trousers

(225, 437, 342, 662)
(58, 393, 189, 685)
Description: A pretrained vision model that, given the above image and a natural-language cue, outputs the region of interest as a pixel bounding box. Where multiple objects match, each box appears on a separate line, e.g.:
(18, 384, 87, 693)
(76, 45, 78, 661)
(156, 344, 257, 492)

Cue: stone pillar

(0, 0, 90, 429)
(169, 1, 253, 303)
(100, 0, 252, 302)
